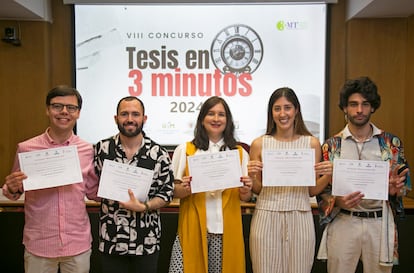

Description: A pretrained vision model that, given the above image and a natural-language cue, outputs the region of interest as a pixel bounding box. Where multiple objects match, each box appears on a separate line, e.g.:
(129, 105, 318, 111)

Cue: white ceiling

(0, 0, 413, 21)
(0, 0, 52, 21)
(347, 0, 414, 19)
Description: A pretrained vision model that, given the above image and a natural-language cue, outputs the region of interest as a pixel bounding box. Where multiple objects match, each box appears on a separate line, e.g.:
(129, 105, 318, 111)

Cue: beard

(347, 113, 371, 127)
(117, 121, 143, 137)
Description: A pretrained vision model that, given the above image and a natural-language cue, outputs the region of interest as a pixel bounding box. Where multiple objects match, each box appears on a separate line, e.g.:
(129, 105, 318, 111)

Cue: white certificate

(97, 159, 154, 202)
(332, 159, 389, 200)
(18, 146, 83, 191)
(262, 149, 315, 186)
(188, 150, 242, 193)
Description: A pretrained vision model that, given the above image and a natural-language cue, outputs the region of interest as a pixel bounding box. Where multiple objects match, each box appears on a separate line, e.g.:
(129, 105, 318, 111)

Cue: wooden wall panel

(0, 0, 413, 186)
(0, 2, 72, 181)
(327, 0, 348, 136)
(0, 21, 51, 180)
(345, 16, 413, 181)
(50, 0, 73, 87)
(405, 15, 414, 185)
(346, 18, 407, 138)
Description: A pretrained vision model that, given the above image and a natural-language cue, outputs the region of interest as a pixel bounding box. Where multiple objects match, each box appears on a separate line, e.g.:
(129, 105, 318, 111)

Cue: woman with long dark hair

(168, 96, 252, 273)
(248, 88, 331, 273)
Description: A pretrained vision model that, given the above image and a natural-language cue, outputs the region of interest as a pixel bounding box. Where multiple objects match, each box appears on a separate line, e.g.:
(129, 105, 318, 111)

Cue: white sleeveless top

(255, 135, 312, 212)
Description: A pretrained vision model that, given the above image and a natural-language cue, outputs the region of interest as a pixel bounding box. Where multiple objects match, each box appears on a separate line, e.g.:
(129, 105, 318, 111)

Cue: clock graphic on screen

(211, 24, 263, 75)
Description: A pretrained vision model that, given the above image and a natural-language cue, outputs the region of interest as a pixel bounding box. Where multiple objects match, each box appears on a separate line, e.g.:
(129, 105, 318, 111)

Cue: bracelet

(144, 201, 150, 213)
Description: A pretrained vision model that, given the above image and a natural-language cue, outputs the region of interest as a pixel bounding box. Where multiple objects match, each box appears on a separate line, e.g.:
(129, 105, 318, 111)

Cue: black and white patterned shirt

(94, 133, 174, 255)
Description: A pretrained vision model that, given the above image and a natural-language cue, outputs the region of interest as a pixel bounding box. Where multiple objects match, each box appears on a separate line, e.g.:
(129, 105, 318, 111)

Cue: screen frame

(70, 2, 331, 150)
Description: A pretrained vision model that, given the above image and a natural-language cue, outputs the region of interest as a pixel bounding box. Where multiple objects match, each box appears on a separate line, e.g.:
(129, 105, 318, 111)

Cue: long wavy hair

(192, 96, 238, 151)
(265, 87, 312, 136)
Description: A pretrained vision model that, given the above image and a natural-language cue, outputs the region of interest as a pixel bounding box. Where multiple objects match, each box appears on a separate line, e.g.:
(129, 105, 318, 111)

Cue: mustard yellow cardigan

(177, 142, 246, 273)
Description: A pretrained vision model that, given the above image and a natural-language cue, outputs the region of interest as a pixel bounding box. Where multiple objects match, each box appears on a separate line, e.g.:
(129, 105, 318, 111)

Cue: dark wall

(1, 208, 413, 273)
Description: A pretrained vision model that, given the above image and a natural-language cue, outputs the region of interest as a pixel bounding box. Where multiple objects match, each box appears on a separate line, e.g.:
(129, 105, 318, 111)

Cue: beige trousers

(24, 248, 91, 273)
(326, 213, 392, 273)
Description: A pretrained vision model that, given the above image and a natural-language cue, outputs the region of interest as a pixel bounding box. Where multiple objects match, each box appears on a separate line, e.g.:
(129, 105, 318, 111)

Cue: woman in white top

(168, 96, 252, 273)
(248, 88, 332, 273)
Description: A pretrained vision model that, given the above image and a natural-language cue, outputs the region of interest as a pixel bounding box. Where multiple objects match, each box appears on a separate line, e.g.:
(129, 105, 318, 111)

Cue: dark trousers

(100, 252, 159, 273)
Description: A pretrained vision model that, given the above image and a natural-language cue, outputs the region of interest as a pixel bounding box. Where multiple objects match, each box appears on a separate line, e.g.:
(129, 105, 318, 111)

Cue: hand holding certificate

(332, 159, 389, 200)
(97, 159, 154, 202)
(187, 150, 242, 193)
(262, 149, 315, 186)
(18, 146, 83, 191)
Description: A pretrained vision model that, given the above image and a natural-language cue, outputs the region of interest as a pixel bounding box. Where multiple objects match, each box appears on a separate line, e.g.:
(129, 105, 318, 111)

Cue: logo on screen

(276, 20, 308, 31)
(211, 24, 263, 76)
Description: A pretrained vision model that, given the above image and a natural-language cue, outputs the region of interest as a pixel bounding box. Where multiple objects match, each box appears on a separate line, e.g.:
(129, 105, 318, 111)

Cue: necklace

(355, 142, 365, 160)
(353, 134, 372, 160)
(351, 126, 373, 160)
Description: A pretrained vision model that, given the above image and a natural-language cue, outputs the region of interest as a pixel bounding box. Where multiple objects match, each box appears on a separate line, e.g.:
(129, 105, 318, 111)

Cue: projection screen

(74, 3, 327, 147)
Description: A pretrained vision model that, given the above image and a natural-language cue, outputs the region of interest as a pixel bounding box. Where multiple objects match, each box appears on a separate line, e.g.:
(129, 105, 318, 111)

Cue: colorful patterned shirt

(317, 124, 411, 225)
(94, 133, 174, 255)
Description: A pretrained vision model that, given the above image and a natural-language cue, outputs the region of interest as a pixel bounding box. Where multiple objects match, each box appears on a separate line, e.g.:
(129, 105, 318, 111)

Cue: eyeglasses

(49, 103, 79, 113)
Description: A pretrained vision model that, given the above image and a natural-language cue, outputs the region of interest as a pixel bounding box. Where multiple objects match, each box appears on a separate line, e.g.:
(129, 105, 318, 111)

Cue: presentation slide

(74, 3, 327, 147)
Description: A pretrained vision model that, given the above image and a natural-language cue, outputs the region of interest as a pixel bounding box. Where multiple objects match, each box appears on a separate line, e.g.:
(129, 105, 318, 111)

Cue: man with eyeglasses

(2, 85, 98, 273)
(316, 77, 411, 273)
